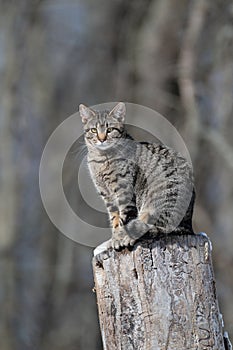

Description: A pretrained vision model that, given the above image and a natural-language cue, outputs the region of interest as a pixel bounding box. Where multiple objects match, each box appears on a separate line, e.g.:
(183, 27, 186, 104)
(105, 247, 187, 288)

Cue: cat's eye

(107, 127, 113, 133)
(91, 128, 97, 133)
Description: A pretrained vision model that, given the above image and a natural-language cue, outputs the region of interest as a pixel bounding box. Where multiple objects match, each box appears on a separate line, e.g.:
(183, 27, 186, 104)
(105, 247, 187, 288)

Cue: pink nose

(98, 132, 107, 142)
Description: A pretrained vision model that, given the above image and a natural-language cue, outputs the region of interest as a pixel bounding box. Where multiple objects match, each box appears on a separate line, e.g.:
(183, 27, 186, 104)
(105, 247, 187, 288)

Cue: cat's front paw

(111, 237, 136, 250)
(111, 229, 136, 250)
(121, 235, 136, 248)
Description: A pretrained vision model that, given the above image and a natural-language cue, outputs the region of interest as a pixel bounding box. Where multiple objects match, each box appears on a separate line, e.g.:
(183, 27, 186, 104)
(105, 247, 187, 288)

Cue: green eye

(107, 127, 113, 133)
(91, 128, 97, 133)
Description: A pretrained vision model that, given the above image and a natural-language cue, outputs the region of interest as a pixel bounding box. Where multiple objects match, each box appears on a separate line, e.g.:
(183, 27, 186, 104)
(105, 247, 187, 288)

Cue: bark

(93, 233, 231, 350)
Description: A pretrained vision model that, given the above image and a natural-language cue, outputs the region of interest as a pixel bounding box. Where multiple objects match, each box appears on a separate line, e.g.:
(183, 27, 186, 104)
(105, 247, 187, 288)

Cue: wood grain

(93, 233, 230, 350)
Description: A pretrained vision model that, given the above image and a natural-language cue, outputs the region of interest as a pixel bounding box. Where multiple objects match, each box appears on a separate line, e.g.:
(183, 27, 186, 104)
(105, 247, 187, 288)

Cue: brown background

(0, 1, 232, 349)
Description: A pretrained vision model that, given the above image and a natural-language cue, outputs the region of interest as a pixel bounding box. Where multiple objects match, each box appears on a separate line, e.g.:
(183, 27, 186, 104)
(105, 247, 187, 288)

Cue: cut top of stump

(93, 233, 229, 350)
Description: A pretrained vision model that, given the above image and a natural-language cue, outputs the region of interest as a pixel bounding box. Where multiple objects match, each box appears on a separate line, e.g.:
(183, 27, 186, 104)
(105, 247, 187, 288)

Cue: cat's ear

(79, 104, 95, 124)
(109, 102, 126, 122)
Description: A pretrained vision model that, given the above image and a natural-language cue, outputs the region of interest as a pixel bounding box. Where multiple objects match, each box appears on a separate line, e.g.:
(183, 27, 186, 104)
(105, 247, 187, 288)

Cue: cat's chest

(89, 159, 115, 176)
(88, 159, 107, 177)
(88, 153, 134, 184)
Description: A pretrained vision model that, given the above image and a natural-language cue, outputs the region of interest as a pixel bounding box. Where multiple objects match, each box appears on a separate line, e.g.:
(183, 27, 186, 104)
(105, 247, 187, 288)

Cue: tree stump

(92, 233, 232, 350)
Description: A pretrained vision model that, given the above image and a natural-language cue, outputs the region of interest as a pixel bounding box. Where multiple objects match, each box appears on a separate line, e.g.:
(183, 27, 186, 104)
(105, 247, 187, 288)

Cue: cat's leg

(110, 212, 155, 249)
(97, 187, 119, 230)
(103, 200, 130, 250)
(110, 202, 154, 248)
(112, 182, 140, 248)
(96, 188, 126, 249)
(106, 182, 141, 249)
(109, 209, 129, 249)
(95, 181, 134, 249)
(125, 211, 155, 241)
(110, 202, 137, 249)
(130, 183, 195, 237)
(111, 204, 138, 248)
(110, 210, 120, 231)
(110, 208, 136, 249)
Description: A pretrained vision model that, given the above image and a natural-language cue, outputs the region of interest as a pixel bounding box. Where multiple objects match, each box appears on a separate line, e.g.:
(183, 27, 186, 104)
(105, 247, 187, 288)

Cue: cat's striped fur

(79, 102, 195, 250)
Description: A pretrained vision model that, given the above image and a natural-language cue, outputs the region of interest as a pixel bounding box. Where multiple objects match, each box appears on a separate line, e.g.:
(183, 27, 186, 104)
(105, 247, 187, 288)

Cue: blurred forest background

(0, 0, 233, 349)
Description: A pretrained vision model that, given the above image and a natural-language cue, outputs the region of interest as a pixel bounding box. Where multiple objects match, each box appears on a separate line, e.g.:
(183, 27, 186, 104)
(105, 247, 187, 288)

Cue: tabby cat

(79, 102, 195, 250)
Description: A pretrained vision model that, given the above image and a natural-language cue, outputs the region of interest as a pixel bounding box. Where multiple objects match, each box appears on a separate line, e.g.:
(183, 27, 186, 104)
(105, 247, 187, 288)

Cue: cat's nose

(98, 132, 107, 142)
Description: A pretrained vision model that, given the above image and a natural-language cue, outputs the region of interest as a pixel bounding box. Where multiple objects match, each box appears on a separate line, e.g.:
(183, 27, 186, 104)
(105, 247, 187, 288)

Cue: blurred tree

(0, 0, 232, 349)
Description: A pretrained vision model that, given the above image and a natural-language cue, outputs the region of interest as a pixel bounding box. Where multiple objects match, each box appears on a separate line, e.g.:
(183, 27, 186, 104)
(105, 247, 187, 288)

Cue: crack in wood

(93, 234, 230, 350)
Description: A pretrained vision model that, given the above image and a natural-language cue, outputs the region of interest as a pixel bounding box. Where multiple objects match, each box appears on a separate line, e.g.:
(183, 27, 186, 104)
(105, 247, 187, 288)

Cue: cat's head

(79, 102, 126, 151)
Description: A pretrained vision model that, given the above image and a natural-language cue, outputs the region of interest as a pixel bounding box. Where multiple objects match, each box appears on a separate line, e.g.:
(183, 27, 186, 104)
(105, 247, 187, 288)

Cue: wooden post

(93, 233, 232, 350)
